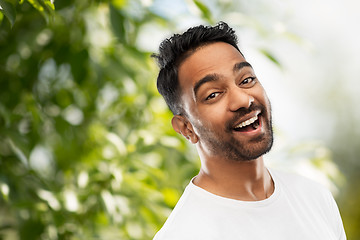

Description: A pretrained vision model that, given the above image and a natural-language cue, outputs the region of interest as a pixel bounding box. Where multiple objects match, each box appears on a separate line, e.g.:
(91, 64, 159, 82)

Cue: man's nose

(228, 87, 254, 112)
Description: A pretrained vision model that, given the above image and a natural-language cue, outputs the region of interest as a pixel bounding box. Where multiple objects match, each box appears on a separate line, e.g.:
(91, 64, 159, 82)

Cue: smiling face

(174, 42, 273, 161)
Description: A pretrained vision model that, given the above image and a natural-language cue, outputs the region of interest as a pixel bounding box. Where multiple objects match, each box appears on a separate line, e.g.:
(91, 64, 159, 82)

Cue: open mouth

(233, 114, 261, 132)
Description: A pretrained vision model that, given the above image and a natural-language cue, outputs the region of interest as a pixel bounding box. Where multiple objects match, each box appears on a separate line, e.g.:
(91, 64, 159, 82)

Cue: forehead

(178, 42, 246, 90)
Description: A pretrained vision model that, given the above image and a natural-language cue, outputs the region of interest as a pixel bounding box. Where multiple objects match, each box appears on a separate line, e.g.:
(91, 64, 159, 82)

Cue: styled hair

(152, 21, 242, 115)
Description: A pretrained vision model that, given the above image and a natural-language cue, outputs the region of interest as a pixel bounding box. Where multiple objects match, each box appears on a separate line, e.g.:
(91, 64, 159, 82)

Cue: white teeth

(235, 115, 258, 129)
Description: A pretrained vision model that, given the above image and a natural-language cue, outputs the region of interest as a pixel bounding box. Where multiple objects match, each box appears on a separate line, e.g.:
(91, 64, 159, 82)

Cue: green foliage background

(0, 0, 199, 239)
(0, 0, 359, 239)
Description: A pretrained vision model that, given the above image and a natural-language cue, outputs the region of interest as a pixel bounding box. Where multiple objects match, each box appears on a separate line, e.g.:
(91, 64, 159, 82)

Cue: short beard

(196, 103, 274, 162)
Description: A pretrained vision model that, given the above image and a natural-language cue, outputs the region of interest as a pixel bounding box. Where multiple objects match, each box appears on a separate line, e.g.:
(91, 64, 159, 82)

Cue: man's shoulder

(153, 182, 216, 240)
(271, 168, 328, 188)
(271, 168, 333, 201)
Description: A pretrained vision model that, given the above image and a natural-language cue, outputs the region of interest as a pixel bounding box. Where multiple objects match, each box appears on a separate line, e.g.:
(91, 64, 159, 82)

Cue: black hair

(152, 21, 242, 115)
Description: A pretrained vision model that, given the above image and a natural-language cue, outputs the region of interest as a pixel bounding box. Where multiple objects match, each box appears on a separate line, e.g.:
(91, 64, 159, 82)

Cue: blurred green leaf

(0, 0, 16, 26)
(27, 0, 48, 12)
(27, 0, 55, 23)
(53, 0, 71, 10)
(193, 0, 213, 23)
(43, 0, 55, 10)
(109, 3, 126, 43)
(259, 48, 282, 68)
(0, 11, 3, 24)
(111, 0, 127, 9)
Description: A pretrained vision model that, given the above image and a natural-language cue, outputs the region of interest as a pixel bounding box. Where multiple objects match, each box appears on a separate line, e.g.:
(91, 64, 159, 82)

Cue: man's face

(177, 42, 273, 161)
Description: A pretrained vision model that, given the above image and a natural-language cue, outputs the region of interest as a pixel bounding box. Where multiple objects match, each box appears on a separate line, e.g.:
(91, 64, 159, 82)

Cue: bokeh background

(0, 0, 359, 239)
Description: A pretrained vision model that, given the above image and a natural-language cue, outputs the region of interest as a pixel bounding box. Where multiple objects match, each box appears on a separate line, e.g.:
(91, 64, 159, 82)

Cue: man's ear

(171, 115, 199, 144)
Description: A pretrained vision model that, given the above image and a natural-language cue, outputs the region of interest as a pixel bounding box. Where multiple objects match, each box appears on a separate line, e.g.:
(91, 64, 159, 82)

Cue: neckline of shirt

(188, 168, 281, 208)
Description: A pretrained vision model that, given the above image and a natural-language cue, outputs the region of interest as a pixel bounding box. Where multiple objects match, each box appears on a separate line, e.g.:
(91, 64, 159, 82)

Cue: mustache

(225, 103, 266, 131)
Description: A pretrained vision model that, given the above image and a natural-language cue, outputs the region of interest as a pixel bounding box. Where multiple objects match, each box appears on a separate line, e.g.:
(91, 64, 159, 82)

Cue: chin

(226, 129, 274, 162)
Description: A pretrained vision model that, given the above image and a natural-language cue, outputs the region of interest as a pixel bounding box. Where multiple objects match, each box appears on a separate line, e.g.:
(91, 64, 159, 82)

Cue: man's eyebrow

(193, 73, 220, 98)
(233, 61, 253, 72)
(193, 62, 253, 98)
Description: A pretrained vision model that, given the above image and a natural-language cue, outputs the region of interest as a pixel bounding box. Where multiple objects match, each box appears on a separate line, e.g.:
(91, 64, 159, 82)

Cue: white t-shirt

(153, 169, 346, 240)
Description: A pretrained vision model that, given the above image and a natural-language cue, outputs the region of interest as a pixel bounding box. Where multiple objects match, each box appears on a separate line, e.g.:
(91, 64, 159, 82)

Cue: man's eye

(205, 92, 220, 100)
(240, 77, 256, 87)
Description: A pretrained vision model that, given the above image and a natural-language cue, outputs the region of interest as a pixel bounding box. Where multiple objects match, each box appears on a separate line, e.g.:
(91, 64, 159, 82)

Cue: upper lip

(233, 110, 261, 129)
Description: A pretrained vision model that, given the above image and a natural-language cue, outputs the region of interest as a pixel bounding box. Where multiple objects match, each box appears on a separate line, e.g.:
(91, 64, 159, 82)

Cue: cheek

(255, 85, 269, 104)
(257, 88, 272, 118)
(197, 106, 227, 131)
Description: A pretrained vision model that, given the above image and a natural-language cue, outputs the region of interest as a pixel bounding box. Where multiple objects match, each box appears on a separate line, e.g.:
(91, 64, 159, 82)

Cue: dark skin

(172, 42, 274, 201)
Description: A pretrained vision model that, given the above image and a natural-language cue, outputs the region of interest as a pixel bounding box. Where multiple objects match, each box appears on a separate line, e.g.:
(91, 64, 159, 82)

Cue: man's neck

(193, 156, 274, 201)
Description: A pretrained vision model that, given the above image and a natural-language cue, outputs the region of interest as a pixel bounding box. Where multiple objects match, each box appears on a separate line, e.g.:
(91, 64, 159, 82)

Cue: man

(152, 22, 346, 239)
